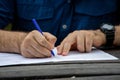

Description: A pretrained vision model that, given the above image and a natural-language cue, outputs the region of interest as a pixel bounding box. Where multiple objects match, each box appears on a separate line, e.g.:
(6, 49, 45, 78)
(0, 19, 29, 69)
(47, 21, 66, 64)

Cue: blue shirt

(0, 0, 119, 45)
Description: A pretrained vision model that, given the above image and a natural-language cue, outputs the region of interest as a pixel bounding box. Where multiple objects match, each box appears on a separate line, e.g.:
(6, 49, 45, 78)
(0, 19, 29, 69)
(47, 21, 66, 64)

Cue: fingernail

(62, 52, 67, 56)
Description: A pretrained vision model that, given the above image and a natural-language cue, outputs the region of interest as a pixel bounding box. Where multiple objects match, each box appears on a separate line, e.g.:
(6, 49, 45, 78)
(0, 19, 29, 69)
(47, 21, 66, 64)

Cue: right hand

(20, 30, 57, 58)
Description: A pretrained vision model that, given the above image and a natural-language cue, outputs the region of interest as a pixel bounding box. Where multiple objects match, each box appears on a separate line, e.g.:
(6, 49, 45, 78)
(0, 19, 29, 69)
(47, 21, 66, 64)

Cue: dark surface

(0, 49, 120, 80)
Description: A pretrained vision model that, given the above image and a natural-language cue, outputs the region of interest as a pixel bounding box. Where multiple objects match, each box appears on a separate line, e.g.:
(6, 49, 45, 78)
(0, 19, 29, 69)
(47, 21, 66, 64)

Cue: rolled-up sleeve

(0, 0, 14, 29)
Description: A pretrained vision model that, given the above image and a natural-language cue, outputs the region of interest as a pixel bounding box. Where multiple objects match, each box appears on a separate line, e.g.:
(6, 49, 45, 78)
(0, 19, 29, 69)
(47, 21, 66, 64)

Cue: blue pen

(32, 19, 55, 56)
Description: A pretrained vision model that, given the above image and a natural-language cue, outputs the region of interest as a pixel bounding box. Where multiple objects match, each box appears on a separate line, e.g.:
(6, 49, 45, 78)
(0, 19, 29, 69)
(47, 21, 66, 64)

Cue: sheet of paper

(0, 48, 118, 66)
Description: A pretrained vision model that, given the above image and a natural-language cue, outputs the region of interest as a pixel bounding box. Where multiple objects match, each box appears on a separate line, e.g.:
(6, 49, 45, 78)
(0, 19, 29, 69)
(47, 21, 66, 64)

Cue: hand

(20, 30, 57, 58)
(57, 30, 106, 56)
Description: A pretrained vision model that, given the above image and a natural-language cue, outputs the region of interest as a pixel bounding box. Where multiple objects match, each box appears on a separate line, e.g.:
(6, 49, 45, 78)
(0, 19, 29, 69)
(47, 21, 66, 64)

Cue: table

(0, 49, 120, 80)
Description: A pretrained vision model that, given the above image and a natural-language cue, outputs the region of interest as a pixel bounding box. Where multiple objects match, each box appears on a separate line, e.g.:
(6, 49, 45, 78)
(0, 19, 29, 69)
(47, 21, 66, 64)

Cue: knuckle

(88, 32, 95, 37)
(23, 37, 33, 46)
(31, 30, 38, 34)
(51, 36, 57, 42)
(43, 32, 47, 34)
(79, 30, 86, 33)
(30, 30, 40, 36)
(73, 30, 79, 34)
(39, 38, 46, 45)
(53, 36, 57, 41)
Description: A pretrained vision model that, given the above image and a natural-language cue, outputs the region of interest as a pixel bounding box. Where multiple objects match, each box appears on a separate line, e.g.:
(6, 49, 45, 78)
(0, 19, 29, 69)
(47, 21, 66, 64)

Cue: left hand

(57, 30, 106, 56)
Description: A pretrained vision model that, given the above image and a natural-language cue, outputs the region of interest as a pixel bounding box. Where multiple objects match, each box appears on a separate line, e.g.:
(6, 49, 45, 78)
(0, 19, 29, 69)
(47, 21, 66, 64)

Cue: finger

(21, 47, 37, 58)
(20, 38, 35, 58)
(27, 46, 49, 58)
(30, 43, 51, 57)
(58, 33, 75, 55)
(32, 30, 53, 50)
(21, 48, 35, 58)
(26, 49, 45, 58)
(21, 39, 44, 58)
(21, 32, 51, 58)
(61, 42, 71, 56)
(85, 32, 94, 52)
(29, 38, 52, 57)
(43, 32, 57, 46)
(77, 33, 85, 52)
(57, 45, 63, 55)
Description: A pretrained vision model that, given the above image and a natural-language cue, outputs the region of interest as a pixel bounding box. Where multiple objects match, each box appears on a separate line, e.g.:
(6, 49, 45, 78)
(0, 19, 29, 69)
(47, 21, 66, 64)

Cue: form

(0, 48, 118, 66)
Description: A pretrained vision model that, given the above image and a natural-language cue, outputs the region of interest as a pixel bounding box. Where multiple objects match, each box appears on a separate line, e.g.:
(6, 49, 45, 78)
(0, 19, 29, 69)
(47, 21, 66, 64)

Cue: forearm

(0, 30, 27, 53)
(113, 25, 120, 46)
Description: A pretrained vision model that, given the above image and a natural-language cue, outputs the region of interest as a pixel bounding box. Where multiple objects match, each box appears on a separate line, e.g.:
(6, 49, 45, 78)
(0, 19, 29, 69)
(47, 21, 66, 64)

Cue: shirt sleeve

(72, 0, 117, 30)
(0, 0, 14, 29)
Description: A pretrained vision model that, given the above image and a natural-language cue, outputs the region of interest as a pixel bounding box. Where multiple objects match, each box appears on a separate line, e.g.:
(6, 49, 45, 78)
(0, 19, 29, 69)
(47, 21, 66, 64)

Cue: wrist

(100, 24, 115, 46)
(95, 29, 106, 46)
(113, 25, 120, 46)
(0, 30, 27, 53)
(17, 32, 28, 53)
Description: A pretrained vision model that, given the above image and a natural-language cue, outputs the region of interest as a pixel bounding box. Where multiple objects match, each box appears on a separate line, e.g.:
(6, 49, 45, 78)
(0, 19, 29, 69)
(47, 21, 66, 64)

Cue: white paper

(0, 48, 118, 66)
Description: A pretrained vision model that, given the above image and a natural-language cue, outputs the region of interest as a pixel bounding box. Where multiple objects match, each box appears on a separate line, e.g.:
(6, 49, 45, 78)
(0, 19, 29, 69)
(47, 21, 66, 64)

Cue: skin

(0, 30, 56, 58)
(21, 30, 57, 58)
(57, 30, 106, 56)
(57, 26, 120, 56)
(0, 26, 120, 58)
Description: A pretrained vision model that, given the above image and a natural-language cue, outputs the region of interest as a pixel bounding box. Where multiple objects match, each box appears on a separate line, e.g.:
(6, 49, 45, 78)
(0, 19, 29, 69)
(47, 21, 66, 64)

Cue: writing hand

(20, 30, 57, 58)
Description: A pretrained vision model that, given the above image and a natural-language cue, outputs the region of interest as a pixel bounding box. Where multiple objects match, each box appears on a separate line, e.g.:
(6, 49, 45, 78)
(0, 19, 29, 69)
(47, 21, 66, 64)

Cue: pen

(32, 19, 55, 56)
